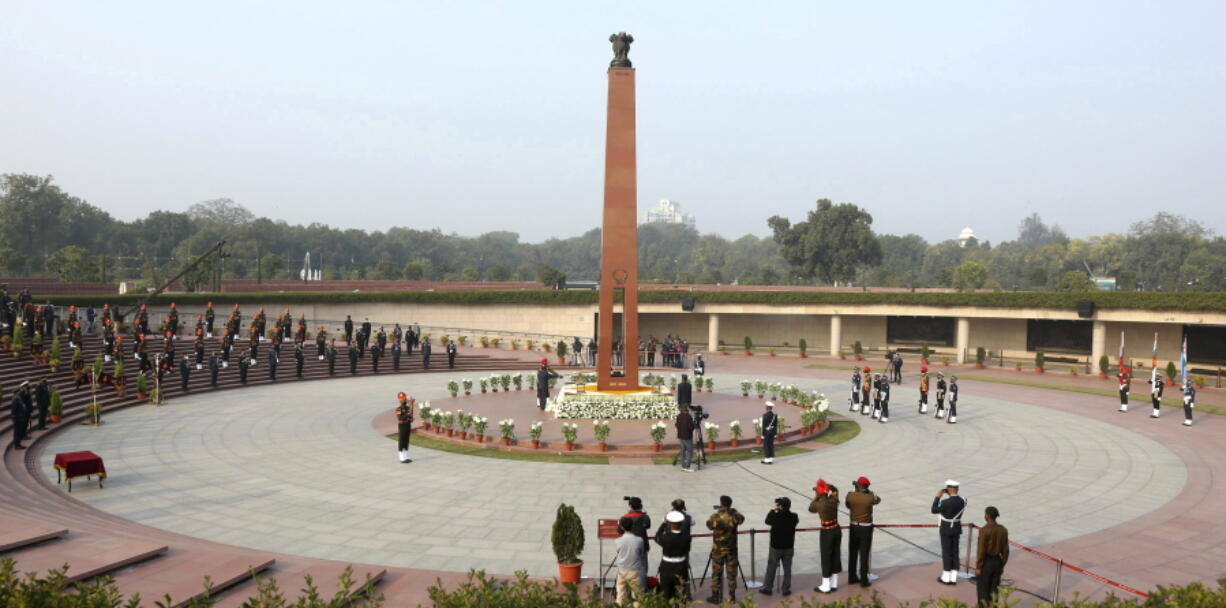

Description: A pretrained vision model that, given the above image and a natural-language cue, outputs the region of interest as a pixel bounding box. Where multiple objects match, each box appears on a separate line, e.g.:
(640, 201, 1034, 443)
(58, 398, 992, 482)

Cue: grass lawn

(387, 433, 610, 464)
(813, 419, 861, 445)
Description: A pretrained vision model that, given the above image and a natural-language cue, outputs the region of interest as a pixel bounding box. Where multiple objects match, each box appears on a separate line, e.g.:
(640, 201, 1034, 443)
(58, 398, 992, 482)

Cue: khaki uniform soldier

(845, 476, 880, 587)
(975, 506, 1009, 606)
(918, 367, 930, 414)
(809, 479, 842, 593)
(860, 367, 872, 415)
(705, 495, 745, 604)
(395, 393, 414, 463)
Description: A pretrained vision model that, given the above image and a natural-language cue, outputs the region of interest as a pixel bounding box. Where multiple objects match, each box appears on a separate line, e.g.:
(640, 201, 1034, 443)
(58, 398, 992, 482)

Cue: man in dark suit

(208, 352, 220, 388)
(343, 315, 354, 345)
(420, 338, 431, 370)
(34, 378, 51, 430)
(179, 356, 191, 392)
(761, 401, 778, 465)
(10, 383, 32, 449)
(267, 348, 278, 381)
(677, 374, 693, 409)
(446, 340, 457, 368)
(536, 359, 559, 410)
(348, 343, 359, 374)
(392, 340, 402, 371)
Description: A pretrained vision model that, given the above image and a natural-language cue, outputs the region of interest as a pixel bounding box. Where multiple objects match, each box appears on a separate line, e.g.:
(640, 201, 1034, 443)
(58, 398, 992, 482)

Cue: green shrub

(136, 373, 148, 394)
(798, 338, 807, 356)
(1035, 351, 1046, 370)
(49, 388, 63, 417)
(1166, 361, 1178, 380)
(853, 340, 863, 356)
(743, 336, 753, 351)
(921, 343, 931, 360)
(556, 341, 567, 359)
(975, 346, 986, 365)
(1099, 355, 1110, 375)
(550, 503, 584, 565)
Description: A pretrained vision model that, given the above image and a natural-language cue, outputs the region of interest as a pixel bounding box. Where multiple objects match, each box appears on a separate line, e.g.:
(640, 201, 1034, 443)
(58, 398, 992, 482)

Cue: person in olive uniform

(343, 315, 354, 345)
(326, 339, 337, 375)
(420, 338, 431, 370)
(392, 339, 402, 371)
(348, 343, 359, 375)
(933, 480, 968, 585)
(208, 352, 220, 389)
(316, 326, 328, 360)
(395, 392, 414, 463)
(976, 506, 1009, 607)
(809, 479, 843, 593)
(267, 348, 278, 381)
(706, 495, 745, 604)
(1182, 380, 1196, 426)
(179, 355, 191, 392)
(918, 367, 930, 414)
(294, 342, 305, 379)
(239, 349, 250, 384)
(846, 476, 880, 587)
(371, 343, 382, 373)
(536, 360, 559, 410)
(446, 340, 457, 369)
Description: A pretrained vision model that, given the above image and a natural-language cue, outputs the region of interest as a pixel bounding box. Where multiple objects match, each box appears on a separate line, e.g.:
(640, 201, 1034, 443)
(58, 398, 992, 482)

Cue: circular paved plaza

(39, 369, 1185, 579)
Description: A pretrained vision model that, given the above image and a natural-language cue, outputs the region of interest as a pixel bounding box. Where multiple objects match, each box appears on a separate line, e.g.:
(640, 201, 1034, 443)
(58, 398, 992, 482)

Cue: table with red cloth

(53, 451, 106, 492)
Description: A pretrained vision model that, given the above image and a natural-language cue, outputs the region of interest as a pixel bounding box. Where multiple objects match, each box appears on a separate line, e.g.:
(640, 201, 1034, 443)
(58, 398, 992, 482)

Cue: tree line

(1, 173, 1221, 292)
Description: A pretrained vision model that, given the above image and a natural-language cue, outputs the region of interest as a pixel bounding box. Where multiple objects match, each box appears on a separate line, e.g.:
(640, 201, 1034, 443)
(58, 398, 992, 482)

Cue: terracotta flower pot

(476, 434, 484, 442)
(652, 444, 661, 452)
(460, 431, 468, 440)
(741, 393, 748, 398)
(1098, 373, 1108, 379)
(451, 392, 457, 398)
(744, 351, 752, 356)
(757, 394, 764, 399)
(598, 442, 607, 452)
(136, 392, 147, 400)
(755, 436, 762, 445)
(423, 422, 432, 430)
(50, 414, 62, 424)
(446, 429, 454, 437)
(706, 441, 716, 450)
(481, 389, 487, 394)
(557, 357, 565, 365)
(800, 353, 807, 358)
(975, 363, 985, 369)
(565, 441, 574, 450)
(854, 355, 863, 361)
(465, 391, 471, 396)
(730, 438, 739, 447)
(531, 439, 540, 448)
(557, 561, 583, 584)
(1035, 368, 1044, 374)
(501, 437, 510, 446)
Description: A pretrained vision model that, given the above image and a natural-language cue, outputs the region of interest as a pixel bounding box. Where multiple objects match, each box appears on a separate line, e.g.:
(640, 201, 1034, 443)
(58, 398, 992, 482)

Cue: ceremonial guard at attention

(705, 495, 745, 604)
(266, 346, 278, 381)
(918, 367, 930, 414)
(348, 342, 359, 374)
(395, 392, 414, 463)
(238, 348, 250, 384)
(537, 359, 558, 410)
(860, 367, 872, 415)
(205, 302, 215, 337)
(1148, 369, 1164, 418)
(947, 376, 959, 423)
(849, 366, 862, 412)
(446, 339, 457, 369)
(934, 372, 948, 419)
(975, 506, 1009, 606)
(932, 480, 967, 586)
(208, 352, 220, 388)
(845, 477, 879, 587)
(248, 326, 260, 366)
(808, 479, 843, 593)
(179, 355, 191, 392)
(870, 373, 883, 420)
(392, 338, 402, 371)
(1182, 380, 1195, 426)
(193, 333, 205, 369)
(315, 326, 327, 360)
(221, 329, 233, 366)
(1117, 365, 1131, 412)
(326, 339, 337, 375)
(760, 401, 777, 464)
(103, 322, 116, 362)
(343, 315, 354, 345)
(877, 377, 891, 423)
(294, 342, 305, 379)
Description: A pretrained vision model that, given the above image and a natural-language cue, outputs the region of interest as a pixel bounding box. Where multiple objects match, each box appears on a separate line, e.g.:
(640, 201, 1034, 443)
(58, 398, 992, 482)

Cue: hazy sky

(2, 2, 1223, 244)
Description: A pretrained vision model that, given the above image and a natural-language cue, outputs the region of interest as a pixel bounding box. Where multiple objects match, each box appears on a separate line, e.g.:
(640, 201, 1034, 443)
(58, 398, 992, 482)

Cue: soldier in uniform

(392, 339, 402, 372)
(870, 373, 882, 420)
(849, 366, 862, 412)
(878, 377, 891, 423)
(343, 315, 354, 345)
(1117, 365, 1131, 412)
(976, 506, 1009, 606)
(194, 333, 205, 369)
(370, 342, 382, 373)
(34, 378, 51, 430)
(392, 323, 402, 346)
(420, 338, 431, 370)
(860, 367, 872, 415)
(918, 367, 930, 414)
(294, 314, 307, 347)
(376, 327, 388, 353)
(537, 359, 558, 410)
(935, 372, 948, 419)
(248, 326, 260, 366)
(760, 401, 777, 464)
(166, 302, 180, 338)
(655, 510, 692, 602)
(348, 342, 359, 375)
(10, 382, 31, 450)
(221, 329, 233, 367)
(395, 392, 414, 463)
(267, 347, 278, 381)
(705, 495, 745, 604)
(239, 349, 250, 384)
(1148, 369, 1163, 419)
(845, 476, 879, 587)
(693, 353, 705, 378)
(326, 339, 337, 375)
(315, 326, 327, 360)
(933, 480, 967, 585)
(294, 342, 305, 379)
(179, 355, 191, 392)
(808, 479, 842, 593)
(1182, 379, 1195, 426)
(446, 339, 457, 369)
(270, 326, 283, 357)
(947, 376, 960, 424)
(205, 302, 215, 337)
(103, 322, 116, 362)
(208, 352, 220, 389)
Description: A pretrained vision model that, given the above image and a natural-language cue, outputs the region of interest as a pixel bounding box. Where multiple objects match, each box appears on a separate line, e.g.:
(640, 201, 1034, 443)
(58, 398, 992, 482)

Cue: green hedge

(34, 289, 1226, 312)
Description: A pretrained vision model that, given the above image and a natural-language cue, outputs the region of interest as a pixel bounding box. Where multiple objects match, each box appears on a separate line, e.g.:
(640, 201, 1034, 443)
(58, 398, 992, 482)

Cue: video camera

(689, 404, 709, 422)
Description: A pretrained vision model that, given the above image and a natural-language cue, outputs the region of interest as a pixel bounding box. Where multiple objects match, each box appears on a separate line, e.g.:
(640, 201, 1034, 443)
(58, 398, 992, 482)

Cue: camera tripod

(671, 422, 707, 470)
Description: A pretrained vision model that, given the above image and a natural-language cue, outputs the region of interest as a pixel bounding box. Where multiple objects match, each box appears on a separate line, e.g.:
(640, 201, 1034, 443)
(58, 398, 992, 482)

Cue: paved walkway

(40, 365, 1185, 587)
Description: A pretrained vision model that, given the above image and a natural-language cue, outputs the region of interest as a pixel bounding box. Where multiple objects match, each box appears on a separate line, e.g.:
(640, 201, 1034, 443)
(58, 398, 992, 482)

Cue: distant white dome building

(957, 226, 976, 247)
(642, 199, 696, 229)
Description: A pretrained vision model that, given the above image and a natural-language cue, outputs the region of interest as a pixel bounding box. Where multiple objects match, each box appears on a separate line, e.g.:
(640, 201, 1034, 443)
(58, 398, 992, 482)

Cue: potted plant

(728, 420, 742, 447)
(769, 382, 781, 401)
(920, 343, 931, 365)
(135, 373, 149, 400)
(431, 410, 444, 433)
(753, 418, 763, 444)
(703, 422, 719, 450)
(10, 329, 22, 358)
(458, 411, 473, 439)
(852, 340, 863, 361)
(474, 416, 488, 442)
(49, 388, 63, 423)
(1194, 375, 1206, 389)
(85, 401, 102, 425)
(491, 375, 499, 393)
(499, 418, 515, 445)
(529, 421, 544, 448)
(1069, 366, 1078, 376)
(754, 380, 767, 400)
(1165, 362, 1178, 387)
(975, 347, 986, 369)
(740, 379, 751, 398)
(562, 422, 578, 450)
(525, 339, 535, 350)
(1099, 355, 1110, 379)
(650, 421, 666, 452)
(479, 377, 488, 394)
(556, 341, 568, 365)
(941, 356, 951, 367)
(838, 347, 846, 360)
(743, 336, 753, 356)
(511, 339, 520, 351)
(704, 376, 713, 393)
(551, 503, 585, 584)
(443, 411, 456, 437)
(463, 378, 473, 396)
(1035, 352, 1046, 373)
(1014, 361, 1022, 372)
(542, 342, 552, 353)
(513, 374, 524, 391)
(798, 338, 808, 358)
(420, 404, 433, 430)
(500, 375, 511, 392)
(48, 336, 61, 372)
(480, 336, 490, 348)
(0, 334, 8, 351)
(718, 344, 727, 356)
(148, 387, 161, 405)
(113, 360, 125, 395)
(448, 379, 459, 398)
(593, 419, 610, 451)
(458, 335, 468, 346)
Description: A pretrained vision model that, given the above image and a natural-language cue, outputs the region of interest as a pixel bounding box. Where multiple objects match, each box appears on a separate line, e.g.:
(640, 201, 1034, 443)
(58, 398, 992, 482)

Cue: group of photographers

(612, 481, 1009, 607)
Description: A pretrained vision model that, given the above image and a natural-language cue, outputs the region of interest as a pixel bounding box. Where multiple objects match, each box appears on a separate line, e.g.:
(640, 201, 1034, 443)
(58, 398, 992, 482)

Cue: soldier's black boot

(706, 591, 721, 604)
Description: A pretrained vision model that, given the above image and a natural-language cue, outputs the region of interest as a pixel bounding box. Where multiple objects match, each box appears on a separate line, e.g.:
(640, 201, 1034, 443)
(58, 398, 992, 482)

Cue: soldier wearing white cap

(1147, 369, 1163, 419)
(947, 376, 960, 424)
(655, 510, 692, 602)
(931, 480, 967, 585)
(761, 401, 778, 465)
(849, 366, 862, 412)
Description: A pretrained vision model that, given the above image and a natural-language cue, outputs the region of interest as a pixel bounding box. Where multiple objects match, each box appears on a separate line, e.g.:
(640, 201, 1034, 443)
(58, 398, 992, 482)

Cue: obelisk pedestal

(596, 66, 639, 391)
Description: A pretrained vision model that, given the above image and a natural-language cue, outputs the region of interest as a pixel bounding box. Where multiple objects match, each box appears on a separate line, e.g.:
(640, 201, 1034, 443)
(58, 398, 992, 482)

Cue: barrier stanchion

(963, 523, 975, 578)
(745, 528, 762, 589)
(1054, 558, 1064, 604)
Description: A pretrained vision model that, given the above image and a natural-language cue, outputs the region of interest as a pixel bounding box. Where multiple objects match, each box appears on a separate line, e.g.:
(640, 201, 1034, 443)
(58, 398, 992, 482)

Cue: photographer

(705, 495, 745, 604)
(675, 404, 696, 472)
(760, 496, 798, 597)
(655, 499, 696, 538)
(622, 497, 651, 591)
(808, 479, 842, 593)
(614, 516, 645, 605)
(655, 510, 692, 602)
(932, 480, 967, 586)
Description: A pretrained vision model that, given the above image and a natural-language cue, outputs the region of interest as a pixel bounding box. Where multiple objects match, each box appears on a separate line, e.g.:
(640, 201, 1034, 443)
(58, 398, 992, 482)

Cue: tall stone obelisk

(596, 32, 639, 391)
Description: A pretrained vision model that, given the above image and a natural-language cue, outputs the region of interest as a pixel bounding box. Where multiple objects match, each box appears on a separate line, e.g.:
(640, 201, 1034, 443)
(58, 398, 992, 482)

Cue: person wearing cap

(343, 315, 354, 346)
(395, 393, 414, 463)
(10, 382, 33, 449)
(870, 373, 882, 420)
(918, 367, 930, 414)
(421, 337, 432, 370)
(208, 351, 220, 389)
(1182, 379, 1195, 426)
(975, 506, 1009, 606)
(295, 342, 306, 379)
(849, 366, 862, 412)
(1147, 368, 1163, 419)
(239, 348, 251, 384)
(845, 477, 879, 587)
(326, 339, 337, 375)
(932, 480, 968, 585)
(391, 335, 403, 372)
(34, 378, 51, 430)
(655, 499, 696, 538)
(705, 495, 745, 604)
(614, 515, 646, 604)
(446, 339, 457, 369)
(179, 355, 191, 393)
(878, 375, 891, 424)
(761, 495, 799, 596)
(860, 368, 872, 415)
(205, 302, 215, 338)
(655, 510, 692, 602)
(935, 371, 948, 419)
(693, 353, 705, 378)
(348, 340, 359, 375)
(808, 479, 842, 593)
(760, 401, 778, 464)
(536, 359, 559, 411)
(947, 376, 960, 424)
(622, 497, 651, 591)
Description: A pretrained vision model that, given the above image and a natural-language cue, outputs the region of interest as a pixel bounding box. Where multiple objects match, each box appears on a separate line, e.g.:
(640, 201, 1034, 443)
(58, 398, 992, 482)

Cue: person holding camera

(976, 506, 1009, 606)
(675, 404, 696, 472)
(760, 401, 777, 465)
(932, 480, 968, 585)
(760, 496, 798, 596)
(705, 495, 745, 604)
(655, 510, 692, 602)
(622, 497, 651, 591)
(614, 515, 646, 605)
(808, 479, 842, 593)
(655, 499, 695, 538)
(536, 359, 559, 411)
(846, 476, 880, 587)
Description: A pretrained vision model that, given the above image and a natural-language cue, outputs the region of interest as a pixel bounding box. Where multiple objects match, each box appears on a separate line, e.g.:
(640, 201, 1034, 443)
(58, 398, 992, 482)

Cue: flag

(1151, 332, 1159, 370)
(1118, 331, 1126, 368)
(1180, 336, 1188, 386)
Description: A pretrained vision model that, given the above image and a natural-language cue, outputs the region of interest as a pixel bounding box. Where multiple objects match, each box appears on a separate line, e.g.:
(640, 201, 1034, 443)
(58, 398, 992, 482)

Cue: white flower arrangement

(562, 422, 579, 443)
(703, 422, 720, 442)
(729, 419, 742, 439)
(740, 379, 752, 394)
(499, 418, 515, 439)
(753, 417, 763, 436)
(550, 393, 678, 419)
(479, 377, 489, 391)
(754, 380, 768, 396)
(649, 421, 667, 444)
(593, 419, 611, 443)
(462, 378, 473, 392)
(814, 392, 830, 412)
(529, 421, 544, 441)
(473, 416, 489, 434)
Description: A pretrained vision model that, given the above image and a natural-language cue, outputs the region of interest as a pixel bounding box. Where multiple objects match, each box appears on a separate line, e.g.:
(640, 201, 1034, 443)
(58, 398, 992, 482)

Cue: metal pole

(744, 529, 761, 589)
(964, 525, 974, 576)
(1053, 559, 1064, 604)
